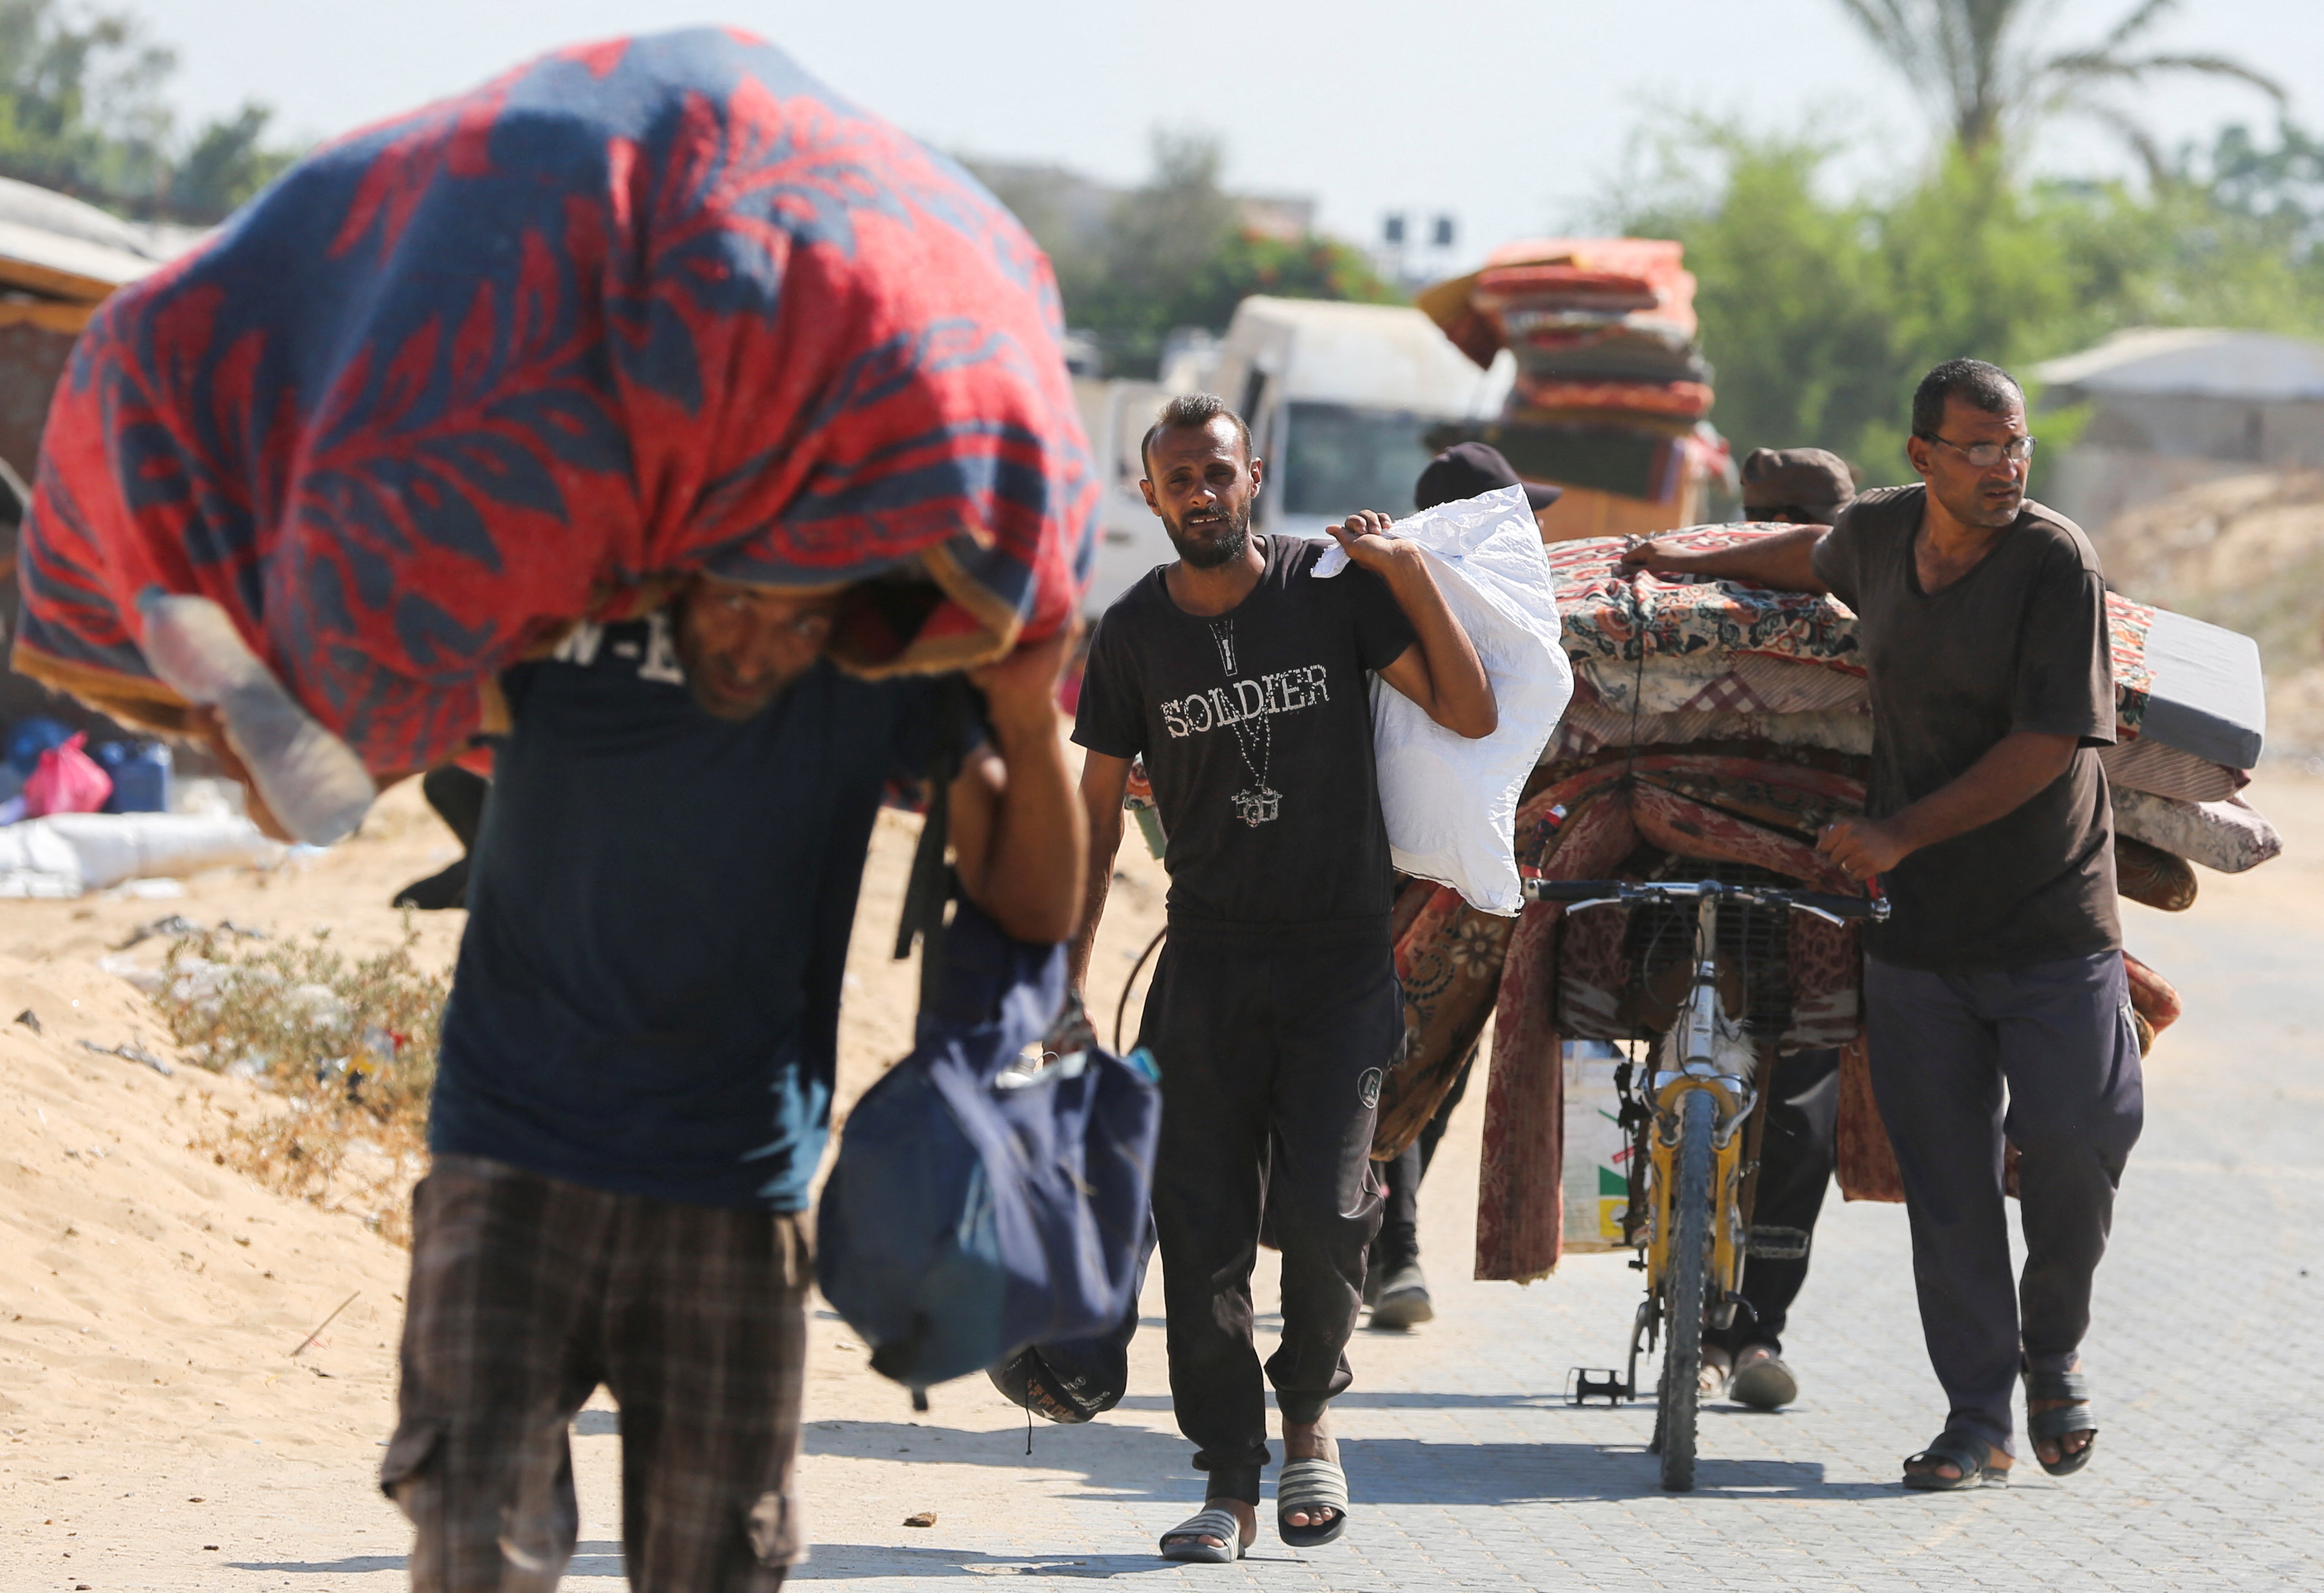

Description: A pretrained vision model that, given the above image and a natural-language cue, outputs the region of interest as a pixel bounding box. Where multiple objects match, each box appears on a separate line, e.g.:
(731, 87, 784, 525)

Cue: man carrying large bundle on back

(14, 30, 1097, 1590)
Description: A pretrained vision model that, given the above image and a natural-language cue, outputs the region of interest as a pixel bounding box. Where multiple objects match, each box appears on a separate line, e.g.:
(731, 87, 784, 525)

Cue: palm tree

(1835, 0, 2285, 176)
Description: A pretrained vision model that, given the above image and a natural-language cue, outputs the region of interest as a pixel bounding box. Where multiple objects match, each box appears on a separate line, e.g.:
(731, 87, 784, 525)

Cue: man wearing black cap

(1364, 441, 1559, 1333)
(1698, 446, 1857, 1412)
(1417, 439, 1566, 533)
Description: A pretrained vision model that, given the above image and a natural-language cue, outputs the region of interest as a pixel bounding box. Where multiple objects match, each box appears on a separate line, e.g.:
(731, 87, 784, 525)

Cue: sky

(135, 0, 2324, 271)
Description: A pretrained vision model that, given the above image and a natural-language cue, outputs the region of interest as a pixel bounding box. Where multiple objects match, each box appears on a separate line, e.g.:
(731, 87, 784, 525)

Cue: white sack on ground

(1316, 485, 1572, 915)
(0, 812, 281, 898)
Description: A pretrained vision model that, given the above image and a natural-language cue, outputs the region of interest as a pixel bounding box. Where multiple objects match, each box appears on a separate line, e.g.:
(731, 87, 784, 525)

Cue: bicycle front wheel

(1657, 1087, 1717, 1492)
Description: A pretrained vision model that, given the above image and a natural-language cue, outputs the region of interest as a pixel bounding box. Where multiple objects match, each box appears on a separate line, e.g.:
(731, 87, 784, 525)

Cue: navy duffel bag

(816, 896, 1160, 1401)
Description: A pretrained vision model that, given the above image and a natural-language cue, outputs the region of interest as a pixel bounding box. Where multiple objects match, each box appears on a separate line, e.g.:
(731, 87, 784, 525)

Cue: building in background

(2036, 328, 2324, 534)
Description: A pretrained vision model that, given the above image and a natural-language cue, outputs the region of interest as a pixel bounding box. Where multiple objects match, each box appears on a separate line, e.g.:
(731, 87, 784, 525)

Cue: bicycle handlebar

(1523, 877, 1891, 923)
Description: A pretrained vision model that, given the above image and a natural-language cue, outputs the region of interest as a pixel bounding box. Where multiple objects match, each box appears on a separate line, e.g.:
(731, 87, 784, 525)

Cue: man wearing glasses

(1623, 359, 2136, 1493)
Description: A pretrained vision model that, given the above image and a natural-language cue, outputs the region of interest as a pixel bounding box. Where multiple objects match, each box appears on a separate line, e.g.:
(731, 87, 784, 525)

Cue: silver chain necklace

(1208, 618, 1279, 826)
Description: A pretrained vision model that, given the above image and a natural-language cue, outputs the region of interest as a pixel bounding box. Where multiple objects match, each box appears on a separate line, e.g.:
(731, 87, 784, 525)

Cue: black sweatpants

(1711, 1046, 1840, 1359)
(1138, 921, 1402, 1506)
(1863, 950, 2143, 1457)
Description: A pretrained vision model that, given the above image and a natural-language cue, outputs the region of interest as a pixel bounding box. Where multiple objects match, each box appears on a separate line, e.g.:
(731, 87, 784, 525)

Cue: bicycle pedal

(1566, 1367, 1631, 1406)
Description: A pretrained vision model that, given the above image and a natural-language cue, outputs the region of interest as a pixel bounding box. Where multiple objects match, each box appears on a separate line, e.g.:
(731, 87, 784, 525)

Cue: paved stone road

(135, 896, 2324, 1592)
(763, 903, 2324, 1593)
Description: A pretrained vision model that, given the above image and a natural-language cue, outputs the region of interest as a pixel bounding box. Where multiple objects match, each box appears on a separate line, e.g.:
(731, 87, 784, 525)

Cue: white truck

(1073, 296, 1514, 613)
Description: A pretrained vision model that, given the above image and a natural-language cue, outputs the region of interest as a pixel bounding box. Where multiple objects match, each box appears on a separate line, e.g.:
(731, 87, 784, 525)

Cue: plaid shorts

(382, 1155, 810, 1592)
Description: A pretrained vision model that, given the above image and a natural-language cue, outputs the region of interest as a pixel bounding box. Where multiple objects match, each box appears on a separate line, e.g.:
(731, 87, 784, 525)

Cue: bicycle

(1527, 875, 1888, 1491)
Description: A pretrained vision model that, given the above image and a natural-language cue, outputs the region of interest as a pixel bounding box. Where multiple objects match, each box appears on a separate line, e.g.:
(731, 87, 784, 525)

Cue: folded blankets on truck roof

(1513, 376, 1715, 419)
(1415, 238, 1701, 368)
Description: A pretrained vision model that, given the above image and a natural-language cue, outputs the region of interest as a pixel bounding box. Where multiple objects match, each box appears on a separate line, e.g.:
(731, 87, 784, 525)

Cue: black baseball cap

(1414, 441, 1564, 514)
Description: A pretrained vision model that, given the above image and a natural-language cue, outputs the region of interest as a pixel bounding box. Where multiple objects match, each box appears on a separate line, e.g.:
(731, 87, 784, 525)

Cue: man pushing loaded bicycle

(1626, 359, 2135, 1489)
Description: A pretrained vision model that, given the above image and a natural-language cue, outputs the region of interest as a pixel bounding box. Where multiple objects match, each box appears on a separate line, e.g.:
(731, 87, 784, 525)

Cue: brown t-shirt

(1811, 485, 2120, 969)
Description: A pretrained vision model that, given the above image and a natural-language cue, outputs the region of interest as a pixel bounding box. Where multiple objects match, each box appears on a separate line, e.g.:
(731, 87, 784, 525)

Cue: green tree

(1607, 120, 2324, 486)
(1836, 0, 2283, 176)
(2192, 120, 2324, 245)
(0, 0, 297, 222)
(166, 101, 293, 221)
(1617, 125, 1900, 475)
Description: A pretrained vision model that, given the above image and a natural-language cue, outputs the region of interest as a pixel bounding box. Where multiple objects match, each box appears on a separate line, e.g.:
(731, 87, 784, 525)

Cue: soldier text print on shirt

(1159, 664, 1332, 740)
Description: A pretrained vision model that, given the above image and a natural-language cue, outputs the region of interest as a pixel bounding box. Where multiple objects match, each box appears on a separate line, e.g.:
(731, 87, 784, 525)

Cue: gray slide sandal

(1277, 1457, 1350, 1547)
(1159, 1505, 1244, 1563)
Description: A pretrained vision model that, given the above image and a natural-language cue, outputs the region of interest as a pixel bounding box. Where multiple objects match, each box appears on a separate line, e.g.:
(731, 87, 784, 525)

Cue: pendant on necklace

(1232, 786, 1281, 827)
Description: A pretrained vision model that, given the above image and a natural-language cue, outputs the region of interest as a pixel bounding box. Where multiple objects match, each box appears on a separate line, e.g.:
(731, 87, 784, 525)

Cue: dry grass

(153, 920, 447, 1245)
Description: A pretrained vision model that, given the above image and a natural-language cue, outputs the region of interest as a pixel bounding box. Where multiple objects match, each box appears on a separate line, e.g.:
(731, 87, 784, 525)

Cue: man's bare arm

(1330, 512, 1497, 739)
(1621, 526, 1830, 594)
(947, 631, 1087, 944)
(1067, 750, 1132, 992)
(1817, 730, 2077, 882)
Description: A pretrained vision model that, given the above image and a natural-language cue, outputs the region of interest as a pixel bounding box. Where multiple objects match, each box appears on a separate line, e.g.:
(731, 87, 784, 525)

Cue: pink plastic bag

(23, 733, 113, 818)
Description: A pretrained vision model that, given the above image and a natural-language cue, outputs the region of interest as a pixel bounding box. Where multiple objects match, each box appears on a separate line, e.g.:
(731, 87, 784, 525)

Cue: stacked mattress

(1416, 239, 1729, 509)
(1543, 527, 2280, 878)
(1430, 526, 2278, 1280)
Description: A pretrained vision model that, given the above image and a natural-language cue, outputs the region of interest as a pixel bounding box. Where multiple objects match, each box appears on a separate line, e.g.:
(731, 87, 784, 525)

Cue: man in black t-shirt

(1072, 393, 1494, 1561)
(1624, 360, 2139, 1493)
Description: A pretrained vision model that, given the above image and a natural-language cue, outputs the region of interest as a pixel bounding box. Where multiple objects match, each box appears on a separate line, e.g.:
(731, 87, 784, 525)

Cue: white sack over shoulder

(1315, 485, 1572, 914)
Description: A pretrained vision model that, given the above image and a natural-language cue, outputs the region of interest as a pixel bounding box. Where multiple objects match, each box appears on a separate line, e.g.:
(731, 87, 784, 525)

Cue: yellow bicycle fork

(1640, 894, 1758, 1328)
(1645, 1073, 1751, 1313)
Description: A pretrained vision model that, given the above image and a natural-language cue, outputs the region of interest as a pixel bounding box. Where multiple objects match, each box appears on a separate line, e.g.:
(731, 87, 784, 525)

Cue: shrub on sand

(154, 921, 446, 1245)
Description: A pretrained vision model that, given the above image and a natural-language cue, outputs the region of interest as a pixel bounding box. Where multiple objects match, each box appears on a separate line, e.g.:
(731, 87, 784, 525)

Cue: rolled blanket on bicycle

(1374, 877, 1512, 1160)
(2122, 951, 2182, 1035)
(2111, 788, 2281, 874)
(1557, 665, 2243, 805)
(1546, 531, 2267, 803)
(1832, 950, 2179, 1205)
(1383, 745, 1867, 1164)
(15, 28, 1093, 795)
(2116, 836, 2198, 912)
(1473, 753, 1878, 1280)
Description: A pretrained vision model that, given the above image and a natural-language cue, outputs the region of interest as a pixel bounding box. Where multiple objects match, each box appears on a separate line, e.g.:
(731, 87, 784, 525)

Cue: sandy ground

(0, 760, 2311, 1589)
(0, 751, 1173, 1590)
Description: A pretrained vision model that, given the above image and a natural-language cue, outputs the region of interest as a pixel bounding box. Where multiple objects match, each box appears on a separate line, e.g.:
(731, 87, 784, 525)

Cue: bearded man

(1068, 392, 1495, 1561)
